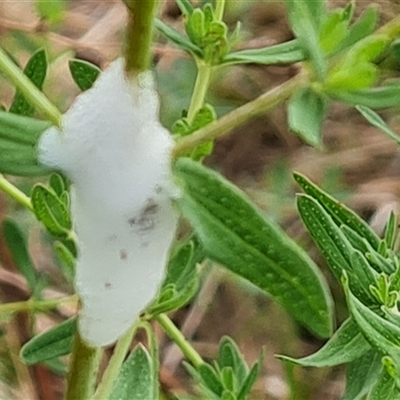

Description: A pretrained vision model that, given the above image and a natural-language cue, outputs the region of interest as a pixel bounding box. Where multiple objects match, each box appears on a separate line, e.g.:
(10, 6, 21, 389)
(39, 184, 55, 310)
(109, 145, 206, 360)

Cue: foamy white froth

(39, 59, 178, 347)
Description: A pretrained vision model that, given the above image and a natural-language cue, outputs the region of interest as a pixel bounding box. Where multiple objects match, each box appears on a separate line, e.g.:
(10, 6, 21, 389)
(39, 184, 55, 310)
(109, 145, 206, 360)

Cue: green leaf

(326, 35, 389, 91)
(344, 350, 381, 400)
(184, 362, 220, 400)
(54, 241, 75, 282)
(343, 272, 400, 360)
(288, 88, 327, 148)
(110, 344, 155, 400)
(49, 173, 66, 197)
(21, 317, 76, 365)
(0, 111, 50, 145)
(384, 212, 397, 250)
(325, 62, 378, 91)
(337, 6, 378, 53)
(31, 184, 72, 237)
(220, 367, 235, 392)
(10, 49, 48, 116)
(2, 218, 37, 293)
(237, 359, 261, 400)
(223, 40, 304, 66)
(36, 0, 66, 24)
(294, 172, 380, 250)
(174, 158, 333, 338)
(356, 105, 400, 145)
(218, 337, 248, 386)
(149, 239, 201, 314)
(285, 0, 325, 31)
(198, 363, 224, 396)
(297, 194, 373, 303)
(329, 84, 400, 109)
(185, 8, 206, 46)
(155, 19, 203, 57)
(285, 0, 326, 79)
(278, 318, 370, 367)
(69, 60, 100, 91)
(0, 111, 51, 176)
(369, 358, 400, 400)
(350, 250, 379, 303)
(319, 10, 349, 55)
(42, 357, 67, 376)
(176, 0, 194, 15)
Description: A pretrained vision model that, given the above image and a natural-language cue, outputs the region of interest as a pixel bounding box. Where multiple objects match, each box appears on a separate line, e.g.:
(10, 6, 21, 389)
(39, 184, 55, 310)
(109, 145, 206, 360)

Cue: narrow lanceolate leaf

(174, 158, 333, 338)
(288, 88, 327, 148)
(343, 273, 400, 360)
(356, 105, 400, 146)
(2, 219, 37, 292)
(329, 85, 400, 109)
(0, 111, 51, 176)
(31, 184, 72, 237)
(21, 317, 76, 365)
(176, 0, 194, 15)
(297, 194, 372, 303)
(294, 172, 380, 250)
(344, 350, 381, 400)
(110, 345, 155, 400)
(285, 0, 326, 79)
(10, 49, 48, 117)
(0, 111, 50, 145)
(369, 358, 400, 400)
(69, 60, 101, 91)
(222, 40, 304, 66)
(278, 318, 370, 367)
(155, 19, 203, 57)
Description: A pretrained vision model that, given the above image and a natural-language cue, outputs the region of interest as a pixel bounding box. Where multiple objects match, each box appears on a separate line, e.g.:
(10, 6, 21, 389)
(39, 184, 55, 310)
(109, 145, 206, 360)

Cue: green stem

(0, 174, 33, 211)
(0, 295, 77, 315)
(91, 323, 138, 400)
(140, 321, 159, 398)
(0, 48, 62, 127)
(173, 72, 307, 157)
(65, 334, 102, 400)
(124, 0, 158, 75)
(186, 0, 226, 122)
(187, 61, 212, 122)
(155, 313, 204, 368)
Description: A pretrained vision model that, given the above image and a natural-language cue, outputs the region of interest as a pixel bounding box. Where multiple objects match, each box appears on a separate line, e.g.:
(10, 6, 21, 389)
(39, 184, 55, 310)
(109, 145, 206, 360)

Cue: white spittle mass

(39, 59, 178, 347)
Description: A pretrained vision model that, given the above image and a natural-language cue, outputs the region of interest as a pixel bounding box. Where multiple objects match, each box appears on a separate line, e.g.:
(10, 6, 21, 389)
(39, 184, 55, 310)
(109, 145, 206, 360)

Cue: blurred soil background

(1, 0, 400, 399)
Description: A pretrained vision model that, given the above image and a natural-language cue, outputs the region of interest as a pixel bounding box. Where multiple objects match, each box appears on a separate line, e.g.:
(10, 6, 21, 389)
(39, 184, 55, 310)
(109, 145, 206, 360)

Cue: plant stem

(91, 323, 138, 400)
(173, 72, 307, 157)
(187, 60, 212, 122)
(0, 48, 62, 127)
(0, 295, 77, 316)
(0, 174, 33, 211)
(155, 313, 204, 368)
(185, 0, 226, 122)
(124, 0, 159, 75)
(65, 334, 102, 400)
